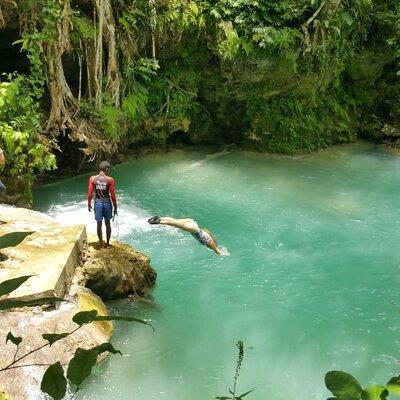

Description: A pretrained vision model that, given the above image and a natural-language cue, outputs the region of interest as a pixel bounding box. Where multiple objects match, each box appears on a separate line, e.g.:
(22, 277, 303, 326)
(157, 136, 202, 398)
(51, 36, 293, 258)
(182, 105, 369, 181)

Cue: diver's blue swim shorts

(94, 200, 113, 222)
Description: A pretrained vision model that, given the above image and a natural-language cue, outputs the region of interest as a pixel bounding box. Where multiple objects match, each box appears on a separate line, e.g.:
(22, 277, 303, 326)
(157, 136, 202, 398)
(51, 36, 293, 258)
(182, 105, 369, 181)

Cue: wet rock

(78, 240, 157, 300)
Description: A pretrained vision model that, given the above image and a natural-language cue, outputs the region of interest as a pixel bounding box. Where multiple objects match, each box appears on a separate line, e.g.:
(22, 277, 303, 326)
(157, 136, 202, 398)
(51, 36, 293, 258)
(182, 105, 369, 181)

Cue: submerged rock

(79, 240, 157, 300)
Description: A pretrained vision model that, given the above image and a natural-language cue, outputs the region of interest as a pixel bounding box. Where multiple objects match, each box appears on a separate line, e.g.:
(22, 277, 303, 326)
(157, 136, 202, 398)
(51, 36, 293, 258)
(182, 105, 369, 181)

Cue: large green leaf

(361, 386, 388, 400)
(72, 310, 98, 326)
(67, 343, 121, 388)
(42, 333, 69, 346)
(67, 348, 97, 388)
(40, 362, 67, 400)
(0, 275, 33, 297)
(325, 371, 362, 400)
(6, 332, 22, 346)
(94, 342, 122, 355)
(94, 315, 154, 331)
(0, 297, 66, 311)
(387, 376, 400, 397)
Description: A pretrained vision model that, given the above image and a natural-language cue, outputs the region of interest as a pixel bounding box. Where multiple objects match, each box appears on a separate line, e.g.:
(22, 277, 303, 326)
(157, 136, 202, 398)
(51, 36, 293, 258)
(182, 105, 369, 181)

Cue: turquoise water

(34, 143, 400, 400)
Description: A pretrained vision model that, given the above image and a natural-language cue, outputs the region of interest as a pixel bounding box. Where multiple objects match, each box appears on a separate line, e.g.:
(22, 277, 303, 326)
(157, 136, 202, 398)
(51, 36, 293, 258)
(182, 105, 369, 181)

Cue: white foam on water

(46, 198, 154, 237)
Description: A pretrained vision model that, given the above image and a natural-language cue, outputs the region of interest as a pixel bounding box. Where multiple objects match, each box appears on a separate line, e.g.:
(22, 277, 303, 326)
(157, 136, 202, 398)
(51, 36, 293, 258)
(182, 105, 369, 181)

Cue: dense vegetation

(0, 0, 399, 197)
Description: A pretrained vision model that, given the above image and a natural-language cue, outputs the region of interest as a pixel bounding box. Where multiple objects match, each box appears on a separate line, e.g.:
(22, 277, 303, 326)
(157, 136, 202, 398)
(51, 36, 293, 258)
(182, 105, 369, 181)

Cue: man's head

(99, 160, 110, 172)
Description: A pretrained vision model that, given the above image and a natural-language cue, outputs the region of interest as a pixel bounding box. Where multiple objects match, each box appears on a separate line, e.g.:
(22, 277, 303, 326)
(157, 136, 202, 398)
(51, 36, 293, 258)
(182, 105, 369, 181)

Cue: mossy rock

(0, 386, 9, 400)
(77, 290, 113, 338)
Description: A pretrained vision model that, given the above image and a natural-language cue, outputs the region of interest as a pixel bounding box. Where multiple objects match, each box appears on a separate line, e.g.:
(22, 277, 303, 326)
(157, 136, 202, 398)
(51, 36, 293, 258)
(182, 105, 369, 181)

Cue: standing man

(87, 161, 118, 248)
(0, 148, 6, 193)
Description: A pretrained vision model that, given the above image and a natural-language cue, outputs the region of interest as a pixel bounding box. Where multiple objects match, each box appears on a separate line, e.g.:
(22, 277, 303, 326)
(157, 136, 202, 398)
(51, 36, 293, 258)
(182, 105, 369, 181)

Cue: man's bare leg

(97, 221, 103, 248)
(105, 220, 112, 246)
(159, 217, 199, 233)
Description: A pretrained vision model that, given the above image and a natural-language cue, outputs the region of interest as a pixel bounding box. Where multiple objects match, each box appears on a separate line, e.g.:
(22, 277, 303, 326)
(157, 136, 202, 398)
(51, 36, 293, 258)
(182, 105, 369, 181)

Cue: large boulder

(0, 288, 113, 400)
(79, 240, 157, 300)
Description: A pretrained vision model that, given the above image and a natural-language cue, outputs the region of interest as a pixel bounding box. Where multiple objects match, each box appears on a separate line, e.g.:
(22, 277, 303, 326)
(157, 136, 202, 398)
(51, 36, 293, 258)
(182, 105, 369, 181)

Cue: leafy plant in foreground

(324, 370, 400, 400)
(215, 340, 254, 400)
(0, 275, 153, 399)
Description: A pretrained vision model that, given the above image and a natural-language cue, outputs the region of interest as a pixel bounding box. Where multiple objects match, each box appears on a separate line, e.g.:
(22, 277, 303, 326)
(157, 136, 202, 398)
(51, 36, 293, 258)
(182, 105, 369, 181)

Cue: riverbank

(0, 206, 156, 399)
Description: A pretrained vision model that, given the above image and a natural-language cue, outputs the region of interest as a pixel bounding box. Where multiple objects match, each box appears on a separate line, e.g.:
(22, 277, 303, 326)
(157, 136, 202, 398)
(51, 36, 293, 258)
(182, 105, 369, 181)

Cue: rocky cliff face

(0, 206, 157, 399)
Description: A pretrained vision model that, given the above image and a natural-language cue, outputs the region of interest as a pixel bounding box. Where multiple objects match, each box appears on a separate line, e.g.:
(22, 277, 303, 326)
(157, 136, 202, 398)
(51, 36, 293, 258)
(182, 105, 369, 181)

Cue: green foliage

(0, 275, 33, 297)
(72, 14, 96, 40)
(4, 0, 400, 170)
(0, 275, 65, 311)
(216, 341, 253, 400)
(100, 106, 126, 140)
(67, 343, 121, 389)
(41, 362, 67, 400)
(72, 310, 98, 326)
(42, 333, 69, 346)
(325, 371, 363, 400)
(5, 332, 22, 346)
(0, 75, 56, 183)
(0, 297, 66, 311)
(0, 276, 153, 399)
(325, 371, 393, 400)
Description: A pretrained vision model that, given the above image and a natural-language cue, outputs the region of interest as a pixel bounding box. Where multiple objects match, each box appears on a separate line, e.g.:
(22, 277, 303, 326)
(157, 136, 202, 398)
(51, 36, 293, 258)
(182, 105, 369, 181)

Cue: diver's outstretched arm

(207, 241, 223, 255)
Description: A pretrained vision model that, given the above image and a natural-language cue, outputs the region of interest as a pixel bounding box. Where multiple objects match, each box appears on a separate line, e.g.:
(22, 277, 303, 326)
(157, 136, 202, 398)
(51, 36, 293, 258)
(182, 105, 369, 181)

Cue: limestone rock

(0, 206, 157, 398)
(0, 288, 113, 400)
(79, 240, 157, 300)
(0, 206, 86, 301)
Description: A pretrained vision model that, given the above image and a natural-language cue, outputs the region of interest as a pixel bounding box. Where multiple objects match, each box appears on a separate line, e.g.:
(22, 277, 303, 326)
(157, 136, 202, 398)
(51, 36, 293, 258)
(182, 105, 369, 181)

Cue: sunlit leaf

(361, 386, 388, 400)
(387, 376, 400, 397)
(325, 371, 362, 400)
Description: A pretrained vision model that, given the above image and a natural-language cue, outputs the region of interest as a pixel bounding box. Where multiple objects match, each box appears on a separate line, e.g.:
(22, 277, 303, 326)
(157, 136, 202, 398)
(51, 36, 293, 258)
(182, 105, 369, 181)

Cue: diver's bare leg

(159, 217, 199, 233)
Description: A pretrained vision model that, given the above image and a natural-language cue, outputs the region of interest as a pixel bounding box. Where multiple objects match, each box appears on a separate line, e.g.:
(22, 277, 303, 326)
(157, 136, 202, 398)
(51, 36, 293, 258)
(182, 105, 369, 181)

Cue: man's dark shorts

(94, 200, 113, 222)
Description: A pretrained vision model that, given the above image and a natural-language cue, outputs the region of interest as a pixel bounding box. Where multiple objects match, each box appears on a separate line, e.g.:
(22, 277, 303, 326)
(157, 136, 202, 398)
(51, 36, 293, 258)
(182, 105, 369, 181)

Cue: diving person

(148, 216, 228, 256)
